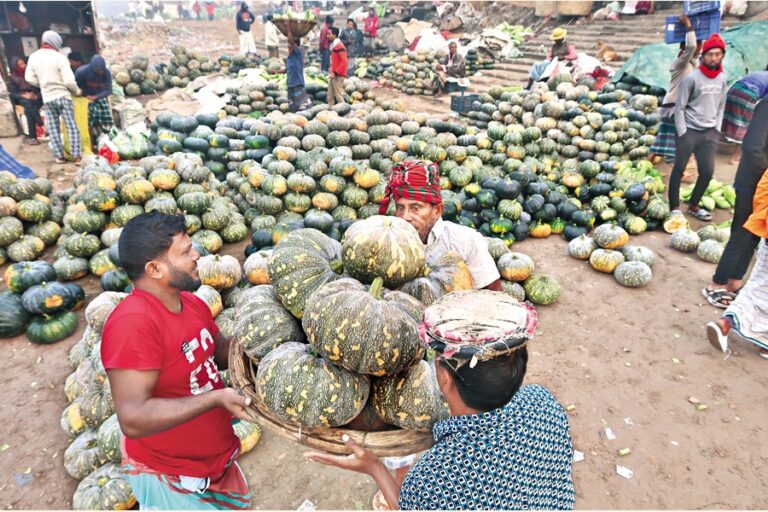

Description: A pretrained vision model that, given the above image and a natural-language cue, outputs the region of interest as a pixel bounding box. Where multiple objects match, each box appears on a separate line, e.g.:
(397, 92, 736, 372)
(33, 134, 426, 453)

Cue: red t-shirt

(101, 289, 239, 478)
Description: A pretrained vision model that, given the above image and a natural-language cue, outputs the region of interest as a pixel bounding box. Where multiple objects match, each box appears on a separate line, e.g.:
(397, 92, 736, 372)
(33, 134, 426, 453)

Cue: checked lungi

(722, 81, 759, 143)
(88, 98, 115, 133)
(44, 96, 81, 160)
(649, 104, 677, 162)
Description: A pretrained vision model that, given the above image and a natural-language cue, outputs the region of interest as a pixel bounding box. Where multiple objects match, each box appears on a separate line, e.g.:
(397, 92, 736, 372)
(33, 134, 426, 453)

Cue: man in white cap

(25, 30, 82, 164)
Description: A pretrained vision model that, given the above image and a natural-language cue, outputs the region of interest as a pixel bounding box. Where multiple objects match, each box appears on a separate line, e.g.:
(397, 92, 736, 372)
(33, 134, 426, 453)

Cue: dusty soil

(2, 54, 768, 509)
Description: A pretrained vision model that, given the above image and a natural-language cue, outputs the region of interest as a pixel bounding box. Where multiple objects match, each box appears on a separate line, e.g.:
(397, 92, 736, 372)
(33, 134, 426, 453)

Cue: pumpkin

(501, 280, 526, 301)
(268, 228, 346, 318)
(303, 277, 425, 376)
(486, 237, 510, 261)
(614, 261, 653, 288)
(191, 229, 223, 254)
(64, 283, 86, 311)
(120, 178, 155, 204)
(342, 215, 426, 288)
(85, 292, 127, 332)
(697, 239, 724, 263)
(80, 376, 115, 428)
(234, 285, 305, 361)
(523, 274, 561, 305)
(589, 248, 625, 273)
(567, 235, 596, 260)
(215, 307, 236, 338)
(72, 462, 137, 510)
(620, 245, 655, 267)
(193, 284, 223, 318)
(27, 311, 78, 344)
(663, 212, 690, 234)
(89, 249, 118, 277)
(26, 220, 61, 246)
(101, 269, 132, 292)
(372, 359, 449, 432)
(16, 199, 51, 222)
(399, 249, 474, 305)
(4, 260, 56, 294)
(0, 291, 29, 338)
(197, 254, 243, 290)
(67, 209, 107, 234)
(66, 233, 102, 258)
(592, 223, 629, 250)
(97, 414, 122, 463)
(21, 281, 73, 315)
(243, 251, 271, 285)
(7, 235, 43, 262)
(497, 252, 535, 282)
(220, 221, 249, 243)
(255, 342, 370, 428)
(101, 227, 123, 248)
(61, 399, 86, 438)
(0, 216, 23, 246)
(233, 420, 262, 454)
(68, 327, 98, 370)
(64, 429, 104, 479)
(671, 229, 700, 253)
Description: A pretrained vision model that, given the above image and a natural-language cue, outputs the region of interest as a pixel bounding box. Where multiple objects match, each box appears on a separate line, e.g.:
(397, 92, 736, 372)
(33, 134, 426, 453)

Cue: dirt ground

(2, 29, 768, 507)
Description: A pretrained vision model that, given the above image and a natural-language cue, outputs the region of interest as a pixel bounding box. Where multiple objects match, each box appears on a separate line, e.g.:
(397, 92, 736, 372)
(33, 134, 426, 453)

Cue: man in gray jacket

(668, 33, 728, 221)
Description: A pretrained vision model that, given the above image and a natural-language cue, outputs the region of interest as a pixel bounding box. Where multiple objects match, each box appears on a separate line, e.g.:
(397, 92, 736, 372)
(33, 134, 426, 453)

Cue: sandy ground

(2, 32, 768, 507)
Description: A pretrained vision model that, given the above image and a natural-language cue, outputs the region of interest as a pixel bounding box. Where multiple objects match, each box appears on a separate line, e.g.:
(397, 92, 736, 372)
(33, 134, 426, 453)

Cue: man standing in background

(235, 2, 257, 55)
(25, 30, 82, 164)
(319, 16, 333, 72)
(264, 14, 279, 59)
(326, 27, 347, 107)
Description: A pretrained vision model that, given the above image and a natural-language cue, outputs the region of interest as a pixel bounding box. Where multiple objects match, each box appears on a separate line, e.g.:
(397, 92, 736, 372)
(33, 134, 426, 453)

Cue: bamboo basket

(229, 338, 435, 457)
(273, 19, 316, 39)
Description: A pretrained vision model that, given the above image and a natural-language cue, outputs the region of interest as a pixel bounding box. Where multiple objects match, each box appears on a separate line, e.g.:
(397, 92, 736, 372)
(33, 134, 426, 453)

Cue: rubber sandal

(701, 287, 736, 309)
(687, 208, 712, 221)
(706, 322, 729, 352)
(759, 349, 768, 360)
(54, 158, 67, 164)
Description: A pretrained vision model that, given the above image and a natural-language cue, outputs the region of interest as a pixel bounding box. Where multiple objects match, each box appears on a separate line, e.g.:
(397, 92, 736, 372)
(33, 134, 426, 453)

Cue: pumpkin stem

(422, 265, 432, 277)
(330, 258, 344, 274)
(369, 277, 384, 299)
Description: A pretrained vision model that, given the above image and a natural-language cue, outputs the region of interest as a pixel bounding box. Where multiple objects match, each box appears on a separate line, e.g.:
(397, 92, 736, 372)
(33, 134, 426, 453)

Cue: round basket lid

(419, 290, 538, 362)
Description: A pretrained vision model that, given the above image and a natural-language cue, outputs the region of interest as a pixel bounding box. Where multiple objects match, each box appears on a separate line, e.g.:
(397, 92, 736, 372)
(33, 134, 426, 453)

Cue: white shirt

(25, 48, 80, 104)
(265, 20, 279, 46)
(427, 218, 500, 289)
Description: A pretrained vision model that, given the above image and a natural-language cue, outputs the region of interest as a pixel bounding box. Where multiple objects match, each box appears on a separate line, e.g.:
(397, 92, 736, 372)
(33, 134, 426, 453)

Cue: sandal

(701, 287, 736, 309)
(759, 349, 768, 360)
(54, 157, 67, 164)
(686, 208, 712, 221)
(706, 321, 729, 352)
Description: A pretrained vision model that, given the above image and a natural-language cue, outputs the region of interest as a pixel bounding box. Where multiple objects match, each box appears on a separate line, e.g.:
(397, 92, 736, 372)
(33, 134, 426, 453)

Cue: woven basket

(273, 19, 316, 39)
(228, 339, 435, 456)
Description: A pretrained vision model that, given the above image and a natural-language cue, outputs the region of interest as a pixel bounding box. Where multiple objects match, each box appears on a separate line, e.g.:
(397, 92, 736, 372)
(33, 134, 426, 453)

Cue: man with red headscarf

(379, 160, 501, 291)
(668, 33, 728, 222)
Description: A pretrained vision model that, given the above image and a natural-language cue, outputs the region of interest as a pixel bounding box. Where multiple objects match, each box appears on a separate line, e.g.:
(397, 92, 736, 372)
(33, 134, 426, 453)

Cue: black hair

(119, 211, 187, 281)
(439, 347, 528, 412)
(347, 19, 357, 29)
(325, 15, 334, 24)
(266, 13, 273, 20)
(69, 51, 83, 62)
(330, 26, 340, 37)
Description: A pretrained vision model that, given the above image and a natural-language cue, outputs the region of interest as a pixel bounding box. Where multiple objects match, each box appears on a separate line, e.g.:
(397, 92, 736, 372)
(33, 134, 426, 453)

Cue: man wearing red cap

(668, 33, 728, 222)
(379, 160, 501, 291)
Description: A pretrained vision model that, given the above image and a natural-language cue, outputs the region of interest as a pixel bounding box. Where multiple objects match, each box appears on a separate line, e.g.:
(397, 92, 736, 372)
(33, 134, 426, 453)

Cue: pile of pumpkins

(112, 55, 167, 97)
(60, 289, 262, 509)
(486, 238, 562, 304)
(567, 223, 654, 288)
(0, 261, 83, 342)
(667, 219, 729, 264)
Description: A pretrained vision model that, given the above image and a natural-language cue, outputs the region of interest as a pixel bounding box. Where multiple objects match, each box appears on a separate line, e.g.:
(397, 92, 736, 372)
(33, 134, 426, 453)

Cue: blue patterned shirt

(398, 385, 575, 510)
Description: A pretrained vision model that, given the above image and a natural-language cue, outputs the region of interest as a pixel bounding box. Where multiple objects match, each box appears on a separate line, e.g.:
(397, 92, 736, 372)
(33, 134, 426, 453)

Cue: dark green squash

(21, 281, 73, 315)
(26, 311, 78, 344)
(0, 292, 29, 338)
(3, 260, 57, 294)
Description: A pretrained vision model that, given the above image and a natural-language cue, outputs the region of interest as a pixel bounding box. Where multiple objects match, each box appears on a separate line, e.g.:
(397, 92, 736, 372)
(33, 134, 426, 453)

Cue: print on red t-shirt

(101, 289, 239, 478)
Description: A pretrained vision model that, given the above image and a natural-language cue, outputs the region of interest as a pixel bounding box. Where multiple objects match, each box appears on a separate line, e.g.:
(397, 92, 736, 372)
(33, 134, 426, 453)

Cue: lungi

(722, 81, 759, 143)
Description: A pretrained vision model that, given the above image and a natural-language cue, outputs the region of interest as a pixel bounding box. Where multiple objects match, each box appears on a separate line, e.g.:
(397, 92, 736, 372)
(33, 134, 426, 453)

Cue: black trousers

(17, 98, 43, 139)
(712, 186, 761, 285)
(668, 128, 718, 209)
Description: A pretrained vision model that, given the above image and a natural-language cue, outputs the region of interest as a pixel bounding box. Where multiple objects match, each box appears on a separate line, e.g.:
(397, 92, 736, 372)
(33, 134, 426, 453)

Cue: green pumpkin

(7, 235, 44, 262)
(234, 285, 305, 362)
(54, 255, 90, 281)
(67, 209, 107, 234)
(620, 245, 655, 267)
(303, 277, 425, 376)
(66, 233, 102, 258)
(589, 248, 625, 273)
(399, 249, 474, 306)
(96, 414, 122, 463)
(79, 376, 115, 428)
(567, 235, 597, 260)
(85, 291, 127, 332)
(592, 224, 629, 250)
(486, 237, 510, 262)
(64, 283, 86, 311)
(177, 192, 213, 215)
(4, 260, 57, 294)
(64, 429, 104, 480)
(26, 220, 61, 246)
(614, 261, 652, 288)
(523, 274, 561, 305)
(0, 216, 24, 246)
(497, 252, 535, 282)
(60, 399, 86, 438)
(220, 222, 249, 243)
(26, 311, 78, 344)
(255, 342, 370, 428)
(101, 269, 132, 292)
(72, 462, 136, 510)
(110, 204, 144, 226)
(697, 239, 724, 264)
(501, 280, 526, 301)
(342, 215, 426, 289)
(16, 199, 51, 223)
(268, 228, 345, 318)
(671, 229, 700, 253)
(89, 249, 118, 277)
(373, 359, 450, 432)
(191, 229, 223, 254)
(0, 292, 29, 338)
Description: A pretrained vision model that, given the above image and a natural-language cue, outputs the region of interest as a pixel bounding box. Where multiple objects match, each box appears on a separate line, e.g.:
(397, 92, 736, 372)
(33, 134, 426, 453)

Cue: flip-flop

(687, 208, 712, 221)
(759, 349, 768, 360)
(701, 287, 736, 309)
(706, 322, 729, 352)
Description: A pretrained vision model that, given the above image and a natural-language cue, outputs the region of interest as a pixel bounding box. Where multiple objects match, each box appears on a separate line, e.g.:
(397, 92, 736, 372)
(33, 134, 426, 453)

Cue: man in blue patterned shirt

(305, 347, 575, 510)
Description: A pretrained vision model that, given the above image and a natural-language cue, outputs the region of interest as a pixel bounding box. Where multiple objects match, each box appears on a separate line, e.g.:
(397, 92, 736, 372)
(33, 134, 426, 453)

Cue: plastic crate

(684, 1, 721, 16)
(451, 94, 479, 114)
(664, 12, 721, 44)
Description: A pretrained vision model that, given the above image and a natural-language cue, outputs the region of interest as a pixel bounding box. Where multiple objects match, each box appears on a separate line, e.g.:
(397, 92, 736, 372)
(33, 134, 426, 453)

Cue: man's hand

(216, 388, 253, 422)
(304, 435, 384, 476)
(330, 72, 336, 79)
(86, 95, 97, 101)
(21, 92, 34, 100)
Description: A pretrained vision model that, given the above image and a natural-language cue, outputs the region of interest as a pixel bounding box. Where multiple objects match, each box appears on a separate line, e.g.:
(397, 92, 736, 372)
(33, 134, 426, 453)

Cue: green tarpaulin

(612, 20, 768, 90)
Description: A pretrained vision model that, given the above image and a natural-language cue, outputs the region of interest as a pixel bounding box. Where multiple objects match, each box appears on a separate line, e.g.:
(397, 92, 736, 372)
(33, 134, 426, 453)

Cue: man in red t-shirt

(327, 26, 347, 107)
(363, 7, 378, 56)
(101, 212, 252, 510)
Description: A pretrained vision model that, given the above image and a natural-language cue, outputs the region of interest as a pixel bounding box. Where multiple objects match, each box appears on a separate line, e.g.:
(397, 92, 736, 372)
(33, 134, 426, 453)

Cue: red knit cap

(702, 33, 726, 54)
(378, 160, 442, 214)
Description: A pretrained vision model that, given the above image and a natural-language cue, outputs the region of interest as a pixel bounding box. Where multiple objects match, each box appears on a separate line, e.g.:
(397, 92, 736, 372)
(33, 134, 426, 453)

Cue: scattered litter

(0, 444, 8, 452)
(296, 499, 316, 511)
(573, 450, 585, 462)
(672, 357, 681, 364)
(624, 418, 634, 426)
(36, 356, 42, 364)
(605, 428, 616, 440)
(696, 404, 708, 411)
(566, 404, 576, 412)
(618, 448, 631, 457)
(30, 381, 37, 388)
(670, 441, 679, 446)
(616, 465, 633, 479)
(687, 396, 700, 405)
(624, 362, 632, 367)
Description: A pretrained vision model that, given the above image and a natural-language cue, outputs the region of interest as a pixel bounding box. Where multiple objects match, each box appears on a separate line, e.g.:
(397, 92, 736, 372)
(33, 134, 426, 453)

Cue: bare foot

(717, 317, 731, 336)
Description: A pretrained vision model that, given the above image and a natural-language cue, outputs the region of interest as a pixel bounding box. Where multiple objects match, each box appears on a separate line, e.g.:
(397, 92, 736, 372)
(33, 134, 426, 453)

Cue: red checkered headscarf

(379, 160, 442, 214)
